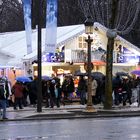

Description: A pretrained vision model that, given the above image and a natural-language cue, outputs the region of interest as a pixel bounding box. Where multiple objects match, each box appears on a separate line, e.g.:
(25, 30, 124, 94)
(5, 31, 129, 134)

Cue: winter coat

(67, 79, 75, 93)
(0, 84, 6, 100)
(12, 82, 24, 98)
(91, 79, 98, 96)
(77, 78, 87, 92)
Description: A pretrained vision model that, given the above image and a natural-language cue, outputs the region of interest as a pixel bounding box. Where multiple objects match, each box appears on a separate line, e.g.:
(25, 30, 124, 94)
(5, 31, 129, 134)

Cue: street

(0, 117, 140, 140)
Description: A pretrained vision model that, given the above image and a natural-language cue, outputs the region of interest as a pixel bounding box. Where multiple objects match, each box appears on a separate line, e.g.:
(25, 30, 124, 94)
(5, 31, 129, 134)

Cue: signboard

(117, 46, 140, 63)
(45, 0, 57, 54)
(23, 0, 32, 54)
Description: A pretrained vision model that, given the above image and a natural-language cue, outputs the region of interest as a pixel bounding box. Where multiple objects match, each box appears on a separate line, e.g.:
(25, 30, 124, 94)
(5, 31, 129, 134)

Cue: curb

(2, 110, 140, 122)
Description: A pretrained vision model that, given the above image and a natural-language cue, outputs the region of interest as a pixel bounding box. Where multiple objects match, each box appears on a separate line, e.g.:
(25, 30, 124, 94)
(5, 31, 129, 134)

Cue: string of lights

(78, 0, 140, 35)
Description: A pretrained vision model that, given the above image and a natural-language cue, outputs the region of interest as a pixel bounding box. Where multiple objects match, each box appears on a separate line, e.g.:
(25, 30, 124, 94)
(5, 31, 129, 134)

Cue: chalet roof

(0, 23, 139, 67)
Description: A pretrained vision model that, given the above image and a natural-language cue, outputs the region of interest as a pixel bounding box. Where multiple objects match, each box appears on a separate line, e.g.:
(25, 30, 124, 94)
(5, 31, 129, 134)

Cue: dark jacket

(77, 78, 87, 92)
(67, 79, 75, 93)
(0, 84, 6, 100)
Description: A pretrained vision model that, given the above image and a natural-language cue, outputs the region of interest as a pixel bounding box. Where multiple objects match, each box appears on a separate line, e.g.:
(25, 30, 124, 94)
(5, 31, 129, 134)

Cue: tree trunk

(104, 0, 118, 109)
(104, 38, 114, 109)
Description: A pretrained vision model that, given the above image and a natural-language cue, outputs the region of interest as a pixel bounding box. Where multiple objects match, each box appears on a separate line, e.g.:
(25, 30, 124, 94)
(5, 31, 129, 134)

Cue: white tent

(0, 23, 140, 67)
(0, 24, 84, 67)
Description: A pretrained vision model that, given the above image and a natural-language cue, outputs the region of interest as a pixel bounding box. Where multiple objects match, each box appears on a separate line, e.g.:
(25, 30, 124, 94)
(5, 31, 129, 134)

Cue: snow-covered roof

(0, 24, 85, 66)
(22, 24, 85, 61)
(94, 22, 140, 55)
(0, 23, 139, 67)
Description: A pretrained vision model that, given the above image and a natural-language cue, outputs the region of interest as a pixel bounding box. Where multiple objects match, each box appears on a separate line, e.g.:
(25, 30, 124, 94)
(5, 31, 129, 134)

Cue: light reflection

(130, 134, 139, 139)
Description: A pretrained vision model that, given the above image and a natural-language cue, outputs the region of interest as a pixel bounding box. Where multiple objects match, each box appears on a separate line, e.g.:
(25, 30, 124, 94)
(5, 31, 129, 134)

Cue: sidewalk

(2, 103, 140, 121)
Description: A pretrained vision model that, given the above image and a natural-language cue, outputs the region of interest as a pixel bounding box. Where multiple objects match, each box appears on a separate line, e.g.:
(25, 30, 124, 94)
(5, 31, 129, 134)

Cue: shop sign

(117, 46, 140, 63)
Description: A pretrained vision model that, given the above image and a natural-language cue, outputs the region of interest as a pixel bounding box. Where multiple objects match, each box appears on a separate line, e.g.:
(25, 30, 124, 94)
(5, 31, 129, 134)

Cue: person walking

(0, 78, 9, 120)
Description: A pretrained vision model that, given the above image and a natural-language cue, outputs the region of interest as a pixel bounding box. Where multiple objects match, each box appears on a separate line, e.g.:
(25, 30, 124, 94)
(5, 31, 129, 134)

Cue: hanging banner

(45, 0, 57, 53)
(23, 0, 32, 54)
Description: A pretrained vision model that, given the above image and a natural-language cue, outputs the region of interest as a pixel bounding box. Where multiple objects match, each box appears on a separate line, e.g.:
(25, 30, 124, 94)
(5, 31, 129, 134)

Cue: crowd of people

(0, 73, 140, 120)
(112, 75, 140, 106)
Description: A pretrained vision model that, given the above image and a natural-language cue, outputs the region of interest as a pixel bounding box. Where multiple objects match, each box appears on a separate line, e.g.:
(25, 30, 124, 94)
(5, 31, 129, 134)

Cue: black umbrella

(74, 70, 87, 76)
(116, 72, 129, 77)
(42, 76, 53, 81)
(91, 72, 105, 80)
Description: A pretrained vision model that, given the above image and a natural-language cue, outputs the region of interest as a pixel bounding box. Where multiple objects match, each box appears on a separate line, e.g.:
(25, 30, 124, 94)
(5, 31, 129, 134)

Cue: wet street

(0, 117, 140, 140)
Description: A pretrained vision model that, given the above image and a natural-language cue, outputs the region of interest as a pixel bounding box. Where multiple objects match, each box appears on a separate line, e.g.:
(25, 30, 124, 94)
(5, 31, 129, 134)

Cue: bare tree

(58, 0, 84, 26)
(0, 0, 24, 32)
(78, 0, 140, 35)
(78, 0, 140, 109)
(125, 12, 140, 47)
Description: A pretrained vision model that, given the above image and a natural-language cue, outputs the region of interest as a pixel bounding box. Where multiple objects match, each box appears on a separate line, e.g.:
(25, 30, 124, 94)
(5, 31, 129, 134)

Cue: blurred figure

(91, 77, 98, 105)
(77, 76, 87, 105)
(49, 80, 56, 108)
(112, 75, 122, 105)
(121, 78, 132, 106)
(12, 81, 24, 110)
(27, 79, 37, 107)
(22, 83, 29, 107)
(42, 80, 49, 108)
(94, 78, 101, 104)
(61, 76, 68, 99)
(67, 77, 75, 102)
(55, 79, 62, 108)
(0, 78, 9, 120)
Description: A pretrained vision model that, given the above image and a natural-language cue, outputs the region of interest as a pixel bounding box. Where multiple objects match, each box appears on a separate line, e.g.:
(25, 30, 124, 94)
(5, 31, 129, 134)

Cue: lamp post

(84, 16, 96, 112)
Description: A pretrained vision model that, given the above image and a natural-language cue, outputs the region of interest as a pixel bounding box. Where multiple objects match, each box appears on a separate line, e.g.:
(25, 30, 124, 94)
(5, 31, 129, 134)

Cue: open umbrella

(42, 75, 53, 81)
(116, 72, 129, 77)
(15, 76, 32, 83)
(131, 70, 140, 75)
(74, 70, 86, 76)
(115, 72, 131, 79)
(91, 72, 105, 80)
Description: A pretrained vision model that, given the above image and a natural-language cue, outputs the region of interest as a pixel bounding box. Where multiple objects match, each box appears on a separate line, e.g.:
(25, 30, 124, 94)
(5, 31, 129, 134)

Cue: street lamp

(84, 16, 96, 112)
